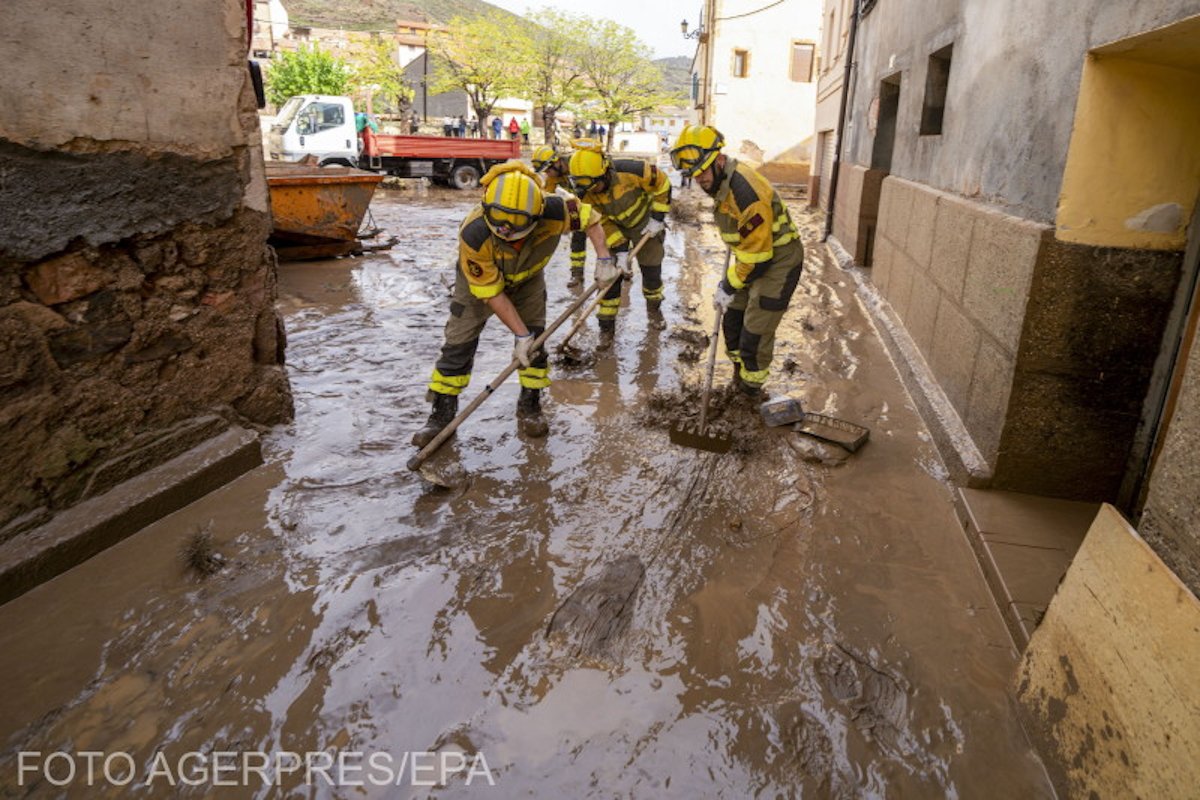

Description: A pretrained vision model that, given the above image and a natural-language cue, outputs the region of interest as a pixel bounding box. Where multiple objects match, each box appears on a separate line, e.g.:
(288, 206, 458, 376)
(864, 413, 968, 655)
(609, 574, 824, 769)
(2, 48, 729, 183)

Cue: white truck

(266, 95, 520, 188)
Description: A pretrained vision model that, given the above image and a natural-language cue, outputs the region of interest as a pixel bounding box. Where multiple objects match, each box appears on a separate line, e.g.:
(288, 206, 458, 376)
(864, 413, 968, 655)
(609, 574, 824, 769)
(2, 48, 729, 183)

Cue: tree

(349, 38, 414, 115)
(265, 44, 351, 108)
(576, 19, 673, 149)
(519, 9, 588, 146)
(427, 12, 533, 131)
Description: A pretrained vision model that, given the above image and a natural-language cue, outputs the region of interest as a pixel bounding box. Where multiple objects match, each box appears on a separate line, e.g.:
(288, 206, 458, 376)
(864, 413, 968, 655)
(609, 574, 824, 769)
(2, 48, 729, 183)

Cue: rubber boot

(646, 298, 666, 331)
(566, 267, 584, 288)
(411, 392, 458, 447)
(597, 318, 616, 350)
(516, 387, 549, 438)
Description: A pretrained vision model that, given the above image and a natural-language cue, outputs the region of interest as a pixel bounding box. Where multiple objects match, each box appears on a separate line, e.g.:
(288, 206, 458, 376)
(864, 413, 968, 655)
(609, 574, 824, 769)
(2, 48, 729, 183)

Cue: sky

(483, 0, 702, 60)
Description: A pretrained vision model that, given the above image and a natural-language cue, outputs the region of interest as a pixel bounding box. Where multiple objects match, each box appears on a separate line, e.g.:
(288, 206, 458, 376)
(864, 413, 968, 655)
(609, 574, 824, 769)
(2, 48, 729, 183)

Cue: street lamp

(681, 19, 705, 40)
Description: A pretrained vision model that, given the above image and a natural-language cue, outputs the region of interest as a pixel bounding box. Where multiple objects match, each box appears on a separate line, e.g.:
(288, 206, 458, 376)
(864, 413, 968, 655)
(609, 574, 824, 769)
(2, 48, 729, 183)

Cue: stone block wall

(0, 0, 293, 535)
(871, 176, 1180, 501)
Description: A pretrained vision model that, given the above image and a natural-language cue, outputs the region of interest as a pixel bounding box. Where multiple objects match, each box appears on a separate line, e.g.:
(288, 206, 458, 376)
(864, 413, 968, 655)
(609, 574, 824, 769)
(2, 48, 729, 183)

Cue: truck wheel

(450, 164, 481, 190)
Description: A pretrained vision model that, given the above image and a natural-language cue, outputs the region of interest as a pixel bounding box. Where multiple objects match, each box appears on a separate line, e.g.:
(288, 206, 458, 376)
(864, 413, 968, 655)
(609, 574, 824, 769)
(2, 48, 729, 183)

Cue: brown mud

(0, 187, 1052, 798)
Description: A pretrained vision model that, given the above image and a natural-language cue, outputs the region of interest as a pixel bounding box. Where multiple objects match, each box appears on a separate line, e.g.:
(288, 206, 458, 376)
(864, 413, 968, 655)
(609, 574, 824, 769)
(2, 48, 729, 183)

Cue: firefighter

(412, 161, 617, 447)
(531, 144, 587, 288)
(669, 125, 804, 398)
(567, 140, 672, 343)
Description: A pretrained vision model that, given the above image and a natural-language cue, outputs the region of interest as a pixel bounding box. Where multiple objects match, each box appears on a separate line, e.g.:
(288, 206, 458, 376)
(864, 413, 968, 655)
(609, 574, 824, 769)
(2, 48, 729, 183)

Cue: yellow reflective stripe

(597, 297, 620, 318)
(642, 285, 664, 301)
(570, 250, 586, 267)
(470, 281, 504, 300)
(606, 230, 626, 247)
(773, 231, 797, 247)
(505, 262, 548, 285)
(720, 232, 740, 243)
(651, 201, 670, 213)
(613, 194, 649, 223)
(734, 247, 773, 264)
(739, 365, 769, 385)
(429, 369, 471, 395)
(518, 367, 550, 389)
(579, 203, 595, 229)
(726, 265, 746, 290)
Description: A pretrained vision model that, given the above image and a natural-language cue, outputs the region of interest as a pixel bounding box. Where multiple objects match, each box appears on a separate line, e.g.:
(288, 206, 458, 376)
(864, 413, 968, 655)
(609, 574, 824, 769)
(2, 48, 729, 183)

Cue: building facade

(689, 0, 823, 182)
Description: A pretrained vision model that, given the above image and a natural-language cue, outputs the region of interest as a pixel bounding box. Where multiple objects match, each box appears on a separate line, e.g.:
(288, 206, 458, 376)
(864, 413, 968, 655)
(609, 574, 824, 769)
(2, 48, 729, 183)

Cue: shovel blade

(669, 422, 733, 454)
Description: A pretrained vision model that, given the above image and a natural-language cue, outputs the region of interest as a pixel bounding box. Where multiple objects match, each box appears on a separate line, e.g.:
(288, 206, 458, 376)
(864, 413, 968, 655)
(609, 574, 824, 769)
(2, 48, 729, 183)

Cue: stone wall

(871, 176, 1182, 501)
(0, 0, 292, 535)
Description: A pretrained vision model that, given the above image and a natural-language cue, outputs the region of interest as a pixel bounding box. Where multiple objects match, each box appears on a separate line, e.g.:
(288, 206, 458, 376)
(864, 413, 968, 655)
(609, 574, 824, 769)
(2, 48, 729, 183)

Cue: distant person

(470, 117, 480, 137)
(670, 125, 804, 398)
(457, 115, 467, 138)
(588, 120, 597, 137)
(573, 123, 583, 139)
(598, 124, 607, 139)
(442, 116, 454, 137)
(491, 116, 503, 139)
(508, 116, 520, 140)
(519, 117, 531, 144)
(410, 110, 420, 134)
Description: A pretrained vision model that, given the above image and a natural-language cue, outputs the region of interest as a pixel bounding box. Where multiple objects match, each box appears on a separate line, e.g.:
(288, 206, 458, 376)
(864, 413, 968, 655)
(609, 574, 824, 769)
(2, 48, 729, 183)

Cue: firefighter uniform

(711, 158, 804, 392)
(427, 193, 598, 399)
(570, 154, 672, 325)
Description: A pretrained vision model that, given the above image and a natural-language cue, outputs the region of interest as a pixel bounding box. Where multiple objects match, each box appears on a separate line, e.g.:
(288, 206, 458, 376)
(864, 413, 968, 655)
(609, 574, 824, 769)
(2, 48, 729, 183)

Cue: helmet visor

(483, 203, 538, 240)
(569, 174, 604, 196)
(670, 144, 707, 176)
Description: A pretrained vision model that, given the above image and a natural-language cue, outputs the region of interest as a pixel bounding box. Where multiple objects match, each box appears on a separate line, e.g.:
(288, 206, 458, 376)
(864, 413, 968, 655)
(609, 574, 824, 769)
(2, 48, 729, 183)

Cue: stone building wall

(0, 0, 293, 535)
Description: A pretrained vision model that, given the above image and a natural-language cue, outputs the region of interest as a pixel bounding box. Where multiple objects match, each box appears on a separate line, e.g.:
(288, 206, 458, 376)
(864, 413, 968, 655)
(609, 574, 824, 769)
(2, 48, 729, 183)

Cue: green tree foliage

(427, 12, 532, 128)
(576, 19, 674, 149)
(349, 38, 415, 114)
(520, 9, 588, 146)
(266, 45, 352, 107)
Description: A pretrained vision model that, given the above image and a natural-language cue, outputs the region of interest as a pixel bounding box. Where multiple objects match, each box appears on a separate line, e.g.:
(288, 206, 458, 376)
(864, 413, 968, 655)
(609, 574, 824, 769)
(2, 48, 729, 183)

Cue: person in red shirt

(508, 116, 520, 140)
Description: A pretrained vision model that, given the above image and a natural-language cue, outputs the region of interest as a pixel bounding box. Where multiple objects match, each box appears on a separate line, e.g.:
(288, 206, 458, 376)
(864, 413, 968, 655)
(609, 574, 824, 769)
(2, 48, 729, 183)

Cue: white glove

(713, 280, 736, 314)
(513, 333, 537, 368)
(615, 251, 632, 277)
(595, 256, 620, 285)
(643, 217, 666, 238)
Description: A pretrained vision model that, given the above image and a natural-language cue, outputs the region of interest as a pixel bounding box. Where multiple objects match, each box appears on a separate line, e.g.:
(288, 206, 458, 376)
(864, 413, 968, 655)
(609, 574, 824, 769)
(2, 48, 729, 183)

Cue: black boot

(517, 387, 549, 438)
(567, 267, 584, 288)
(597, 318, 616, 350)
(412, 392, 458, 447)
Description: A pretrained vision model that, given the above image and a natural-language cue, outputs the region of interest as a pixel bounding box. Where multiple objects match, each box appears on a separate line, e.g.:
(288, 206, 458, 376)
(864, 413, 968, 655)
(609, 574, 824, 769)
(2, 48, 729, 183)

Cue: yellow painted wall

(1057, 56, 1200, 250)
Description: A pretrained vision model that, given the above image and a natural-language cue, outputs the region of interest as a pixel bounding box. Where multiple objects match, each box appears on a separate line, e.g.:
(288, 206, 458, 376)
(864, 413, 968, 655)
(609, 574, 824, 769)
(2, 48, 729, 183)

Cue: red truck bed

(366, 134, 520, 160)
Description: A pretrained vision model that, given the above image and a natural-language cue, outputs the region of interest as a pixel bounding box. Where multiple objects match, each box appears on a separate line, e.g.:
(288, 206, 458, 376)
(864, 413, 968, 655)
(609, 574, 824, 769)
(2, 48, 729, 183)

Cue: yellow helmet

(670, 125, 725, 176)
(480, 161, 545, 240)
(567, 140, 611, 196)
(531, 145, 558, 173)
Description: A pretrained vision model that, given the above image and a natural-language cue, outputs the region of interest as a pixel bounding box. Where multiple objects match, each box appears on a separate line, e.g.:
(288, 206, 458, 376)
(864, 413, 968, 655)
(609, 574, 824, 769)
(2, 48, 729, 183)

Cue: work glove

(595, 256, 620, 285)
(513, 333, 537, 368)
(642, 217, 666, 239)
(713, 279, 736, 314)
(615, 251, 632, 277)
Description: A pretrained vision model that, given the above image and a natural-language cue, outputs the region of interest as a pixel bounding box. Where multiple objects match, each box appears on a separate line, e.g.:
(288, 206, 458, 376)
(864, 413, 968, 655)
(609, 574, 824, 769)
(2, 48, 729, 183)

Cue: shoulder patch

(542, 195, 566, 221)
(614, 159, 645, 176)
(729, 171, 759, 210)
(462, 216, 491, 250)
(467, 261, 484, 278)
(738, 213, 765, 239)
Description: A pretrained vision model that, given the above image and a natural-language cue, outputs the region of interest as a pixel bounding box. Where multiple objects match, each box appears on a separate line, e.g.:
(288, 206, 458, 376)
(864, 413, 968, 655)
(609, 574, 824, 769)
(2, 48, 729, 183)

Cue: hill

(286, 0, 516, 29)
(654, 56, 693, 102)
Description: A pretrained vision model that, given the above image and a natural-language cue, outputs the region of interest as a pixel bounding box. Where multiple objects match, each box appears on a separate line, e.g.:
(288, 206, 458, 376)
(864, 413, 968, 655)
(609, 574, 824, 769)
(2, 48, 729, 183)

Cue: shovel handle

(555, 228, 655, 352)
(407, 280, 602, 473)
(697, 248, 733, 433)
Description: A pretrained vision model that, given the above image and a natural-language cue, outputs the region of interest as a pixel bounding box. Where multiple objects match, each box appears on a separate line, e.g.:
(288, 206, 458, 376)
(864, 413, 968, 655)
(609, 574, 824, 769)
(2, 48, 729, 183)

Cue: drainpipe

(822, 0, 862, 243)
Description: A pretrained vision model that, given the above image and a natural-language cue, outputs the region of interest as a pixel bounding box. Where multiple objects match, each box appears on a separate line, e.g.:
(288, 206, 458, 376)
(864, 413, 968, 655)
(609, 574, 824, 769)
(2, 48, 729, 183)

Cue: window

(920, 44, 953, 135)
(732, 49, 750, 78)
(297, 102, 345, 135)
(790, 42, 816, 82)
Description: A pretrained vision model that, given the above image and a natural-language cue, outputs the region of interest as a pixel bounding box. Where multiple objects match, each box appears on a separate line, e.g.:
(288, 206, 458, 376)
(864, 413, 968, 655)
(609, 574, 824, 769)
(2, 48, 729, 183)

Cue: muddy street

(0, 186, 1052, 797)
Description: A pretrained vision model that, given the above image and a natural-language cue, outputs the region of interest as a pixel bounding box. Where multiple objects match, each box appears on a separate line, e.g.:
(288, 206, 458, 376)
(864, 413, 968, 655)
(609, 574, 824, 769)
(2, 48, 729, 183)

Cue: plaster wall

(708, 0, 822, 166)
(845, 0, 1200, 223)
(0, 0, 292, 534)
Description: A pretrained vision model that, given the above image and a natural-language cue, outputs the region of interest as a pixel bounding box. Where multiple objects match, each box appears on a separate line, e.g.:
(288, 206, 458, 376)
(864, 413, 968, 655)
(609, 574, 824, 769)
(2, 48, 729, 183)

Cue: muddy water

(0, 187, 1051, 798)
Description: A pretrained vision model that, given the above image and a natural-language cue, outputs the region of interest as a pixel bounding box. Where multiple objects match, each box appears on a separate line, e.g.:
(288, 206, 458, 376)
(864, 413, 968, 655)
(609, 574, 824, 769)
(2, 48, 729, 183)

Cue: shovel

(669, 308, 733, 454)
(408, 280, 603, 486)
(556, 229, 655, 363)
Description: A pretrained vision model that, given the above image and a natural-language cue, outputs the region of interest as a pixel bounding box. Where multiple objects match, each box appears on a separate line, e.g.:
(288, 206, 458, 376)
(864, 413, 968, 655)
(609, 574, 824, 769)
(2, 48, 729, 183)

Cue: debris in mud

(546, 555, 644, 660)
(818, 643, 912, 755)
(181, 524, 224, 578)
(637, 383, 780, 456)
(552, 345, 596, 369)
(669, 327, 710, 348)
